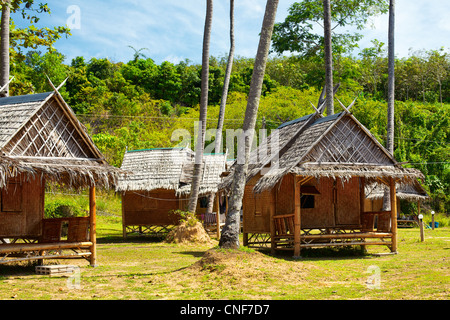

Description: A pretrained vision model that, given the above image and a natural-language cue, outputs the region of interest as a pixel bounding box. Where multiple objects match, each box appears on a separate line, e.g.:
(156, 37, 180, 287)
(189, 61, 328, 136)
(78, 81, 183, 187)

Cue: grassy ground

(0, 192, 448, 300)
(0, 213, 448, 300)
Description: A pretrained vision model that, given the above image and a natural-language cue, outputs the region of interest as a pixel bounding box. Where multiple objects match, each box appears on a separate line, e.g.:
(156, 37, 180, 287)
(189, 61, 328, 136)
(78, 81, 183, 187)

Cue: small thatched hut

(0, 90, 122, 266)
(116, 147, 227, 238)
(221, 107, 425, 256)
(365, 180, 429, 227)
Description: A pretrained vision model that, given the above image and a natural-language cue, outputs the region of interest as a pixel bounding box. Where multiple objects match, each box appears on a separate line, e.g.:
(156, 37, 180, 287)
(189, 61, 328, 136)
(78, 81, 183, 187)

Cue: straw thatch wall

(116, 148, 226, 196)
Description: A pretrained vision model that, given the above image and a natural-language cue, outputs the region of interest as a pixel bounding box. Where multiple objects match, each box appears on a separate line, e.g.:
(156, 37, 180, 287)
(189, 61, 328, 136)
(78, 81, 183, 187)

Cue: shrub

(45, 198, 85, 218)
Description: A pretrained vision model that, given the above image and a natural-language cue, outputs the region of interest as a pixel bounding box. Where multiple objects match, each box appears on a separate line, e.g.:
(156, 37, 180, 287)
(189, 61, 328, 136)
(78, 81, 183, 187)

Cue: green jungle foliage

(7, 44, 449, 214)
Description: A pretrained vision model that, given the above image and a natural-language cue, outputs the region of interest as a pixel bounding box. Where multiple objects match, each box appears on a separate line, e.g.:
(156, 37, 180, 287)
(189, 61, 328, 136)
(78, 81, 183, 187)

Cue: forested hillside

(1, 0, 446, 213)
(8, 47, 448, 213)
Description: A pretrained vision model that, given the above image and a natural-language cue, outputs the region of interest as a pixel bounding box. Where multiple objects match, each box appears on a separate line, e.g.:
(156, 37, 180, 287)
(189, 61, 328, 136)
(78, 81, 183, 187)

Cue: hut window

(301, 195, 314, 209)
(199, 197, 208, 208)
(1, 182, 22, 212)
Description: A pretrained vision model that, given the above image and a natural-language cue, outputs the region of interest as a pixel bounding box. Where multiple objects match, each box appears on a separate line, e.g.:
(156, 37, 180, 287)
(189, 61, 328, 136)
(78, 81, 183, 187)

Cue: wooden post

(389, 178, 397, 253)
(270, 188, 276, 255)
(293, 175, 301, 258)
(121, 193, 127, 239)
(431, 210, 435, 230)
(215, 192, 220, 239)
(419, 216, 425, 242)
(89, 186, 97, 267)
(359, 177, 366, 252)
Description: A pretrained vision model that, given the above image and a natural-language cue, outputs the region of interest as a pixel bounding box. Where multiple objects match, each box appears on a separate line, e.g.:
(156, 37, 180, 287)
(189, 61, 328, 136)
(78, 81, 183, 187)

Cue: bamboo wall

(122, 189, 182, 226)
(243, 175, 272, 233)
(300, 177, 335, 228)
(0, 175, 44, 238)
(242, 175, 362, 234)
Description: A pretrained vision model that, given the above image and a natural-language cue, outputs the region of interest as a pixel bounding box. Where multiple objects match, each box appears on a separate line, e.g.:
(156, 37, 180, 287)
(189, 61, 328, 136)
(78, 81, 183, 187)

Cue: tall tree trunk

(206, 0, 235, 216)
(214, 0, 234, 155)
(323, 0, 333, 115)
(0, 0, 11, 97)
(383, 0, 395, 211)
(187, 0, 213, 213)
(386, 0, 395, 155)
(219, 0, 279, 249)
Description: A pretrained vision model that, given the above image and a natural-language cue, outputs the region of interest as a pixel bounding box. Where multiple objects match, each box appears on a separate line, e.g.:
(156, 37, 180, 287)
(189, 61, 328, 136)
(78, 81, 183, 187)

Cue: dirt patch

(165, 221, 213, 244)
(187, 247, 314, 287)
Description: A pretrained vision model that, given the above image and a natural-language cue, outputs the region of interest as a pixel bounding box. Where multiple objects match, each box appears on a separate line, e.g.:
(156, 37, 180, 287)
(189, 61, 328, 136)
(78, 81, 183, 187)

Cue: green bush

(44, 198, 85, 218)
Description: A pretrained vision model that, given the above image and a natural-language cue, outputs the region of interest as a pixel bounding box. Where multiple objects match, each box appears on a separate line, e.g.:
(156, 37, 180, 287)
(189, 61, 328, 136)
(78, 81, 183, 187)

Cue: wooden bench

(0, 217, 92, 264)
(272, 213, 393, 250)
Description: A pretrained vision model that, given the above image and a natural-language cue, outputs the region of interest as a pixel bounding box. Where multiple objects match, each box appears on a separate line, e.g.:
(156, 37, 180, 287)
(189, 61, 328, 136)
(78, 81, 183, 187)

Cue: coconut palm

(188, 0, 213, 213)
(0, 0, 11, 97)
(323, 0, 333, 115)
(219, 0, 279, 249)
(205, 0, 235, 216)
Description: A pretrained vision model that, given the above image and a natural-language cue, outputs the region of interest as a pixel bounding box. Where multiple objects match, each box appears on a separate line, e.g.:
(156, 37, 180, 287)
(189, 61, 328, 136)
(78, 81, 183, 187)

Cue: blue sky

(12, 0, 450, 65)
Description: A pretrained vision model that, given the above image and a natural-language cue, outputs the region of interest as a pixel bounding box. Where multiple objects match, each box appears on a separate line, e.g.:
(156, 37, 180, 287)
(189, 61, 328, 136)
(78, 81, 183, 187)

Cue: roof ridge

(0, 92, 53, 106)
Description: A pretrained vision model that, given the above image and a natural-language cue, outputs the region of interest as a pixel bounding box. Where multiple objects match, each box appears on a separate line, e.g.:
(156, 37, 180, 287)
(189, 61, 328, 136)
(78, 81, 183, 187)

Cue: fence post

(418, 214, 424, 242)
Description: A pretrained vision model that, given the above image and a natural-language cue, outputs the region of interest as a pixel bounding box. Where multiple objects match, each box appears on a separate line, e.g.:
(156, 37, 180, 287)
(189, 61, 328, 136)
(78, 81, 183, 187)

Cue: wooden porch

(0, 187, 97, 266)
(270, 213, 394, 251)
(243, 174, 399, 257)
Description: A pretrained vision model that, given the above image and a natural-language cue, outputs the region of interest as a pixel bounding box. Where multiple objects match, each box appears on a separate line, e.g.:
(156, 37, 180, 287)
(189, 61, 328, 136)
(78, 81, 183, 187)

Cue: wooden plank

(300, 241, 392, 248)
(0, 241, 93, 254)
(301, 232, 392, 240)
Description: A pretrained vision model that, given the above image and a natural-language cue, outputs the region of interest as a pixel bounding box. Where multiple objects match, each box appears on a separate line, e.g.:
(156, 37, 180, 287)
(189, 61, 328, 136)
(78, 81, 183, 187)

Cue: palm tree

(323, 0, 333, 115)
(128, 45, 149, 62)
(205, 0, 235, 216)
(219, 0, 279, 249)
(187, 0, 213, 213)
(383, 0, 395, 211)
(1, 0, 11, 97)
(214, 0, 234, 155)
(386, 0, 395, 155)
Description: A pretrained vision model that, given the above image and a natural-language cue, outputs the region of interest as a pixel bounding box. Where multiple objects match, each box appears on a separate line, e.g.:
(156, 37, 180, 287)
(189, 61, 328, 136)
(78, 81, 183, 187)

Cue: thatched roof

(0, 91, 122, 189)
(365, 180, 429, 201)
(116, 147, 227, 196)
(221, 110, 425, 193)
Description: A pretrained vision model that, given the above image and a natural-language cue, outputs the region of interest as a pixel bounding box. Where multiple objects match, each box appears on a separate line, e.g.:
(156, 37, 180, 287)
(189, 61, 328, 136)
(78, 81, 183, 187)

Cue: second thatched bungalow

(221, 106, 425, 257)
(116, 147, 227, 238)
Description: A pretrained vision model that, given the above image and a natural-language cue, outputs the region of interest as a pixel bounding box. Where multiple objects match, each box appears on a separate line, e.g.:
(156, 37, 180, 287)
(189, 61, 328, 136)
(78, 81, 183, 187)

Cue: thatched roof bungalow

(0, 90, 122, 265)
(116, 147, 227, 238)
(221, 107, 425, 256)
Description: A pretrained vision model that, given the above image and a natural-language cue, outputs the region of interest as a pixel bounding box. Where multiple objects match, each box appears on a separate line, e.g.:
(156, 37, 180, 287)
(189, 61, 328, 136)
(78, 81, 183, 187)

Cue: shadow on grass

(97, 235, 167, 244)
(177, 251, 208, 258)
(256, 246, 373, 261)
(0, 261, 43, 277)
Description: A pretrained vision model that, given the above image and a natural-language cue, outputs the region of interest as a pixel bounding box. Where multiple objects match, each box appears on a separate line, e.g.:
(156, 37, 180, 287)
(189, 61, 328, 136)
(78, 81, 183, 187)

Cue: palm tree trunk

(383, 0, 395, 211)
(187, 0, 213, 213)
(386, 0, 395, 155)
(214, 0, 234, 155)
(205, 0, 235, 216)
(219, 0, 279, 249)
(0, 0, 11, 97)
(323, 0, 333, 115)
